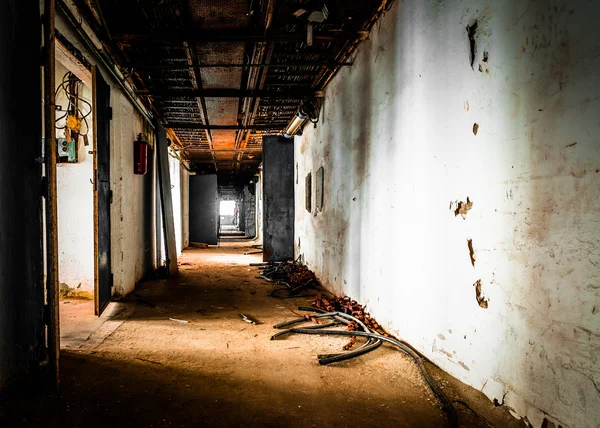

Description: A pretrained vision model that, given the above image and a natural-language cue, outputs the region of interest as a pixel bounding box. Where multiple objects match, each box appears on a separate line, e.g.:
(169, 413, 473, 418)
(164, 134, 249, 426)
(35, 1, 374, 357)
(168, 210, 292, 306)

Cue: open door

(93, 67, 112, 316)
(189, 175, 218, 245)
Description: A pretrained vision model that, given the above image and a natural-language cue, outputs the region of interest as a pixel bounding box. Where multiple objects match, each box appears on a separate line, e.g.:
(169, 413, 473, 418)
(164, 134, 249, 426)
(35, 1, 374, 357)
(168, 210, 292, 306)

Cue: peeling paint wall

(56, 10, 155, 297)
(294, 1, 600, 427)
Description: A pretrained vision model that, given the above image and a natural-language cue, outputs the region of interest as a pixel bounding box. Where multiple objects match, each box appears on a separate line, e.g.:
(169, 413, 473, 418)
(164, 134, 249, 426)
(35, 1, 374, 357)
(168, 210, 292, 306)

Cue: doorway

(54, 42, 114, 349)
(54, 51, 95, 304)
(219, 200, 241, 236)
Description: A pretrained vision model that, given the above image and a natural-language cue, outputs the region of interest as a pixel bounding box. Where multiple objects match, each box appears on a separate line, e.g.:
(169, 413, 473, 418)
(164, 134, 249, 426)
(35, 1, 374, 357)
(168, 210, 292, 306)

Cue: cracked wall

(294, 1, 600, 427)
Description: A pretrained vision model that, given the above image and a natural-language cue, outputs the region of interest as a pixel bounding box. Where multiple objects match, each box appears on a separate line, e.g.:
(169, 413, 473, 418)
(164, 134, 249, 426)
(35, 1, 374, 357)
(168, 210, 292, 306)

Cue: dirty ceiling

(74, 0, 392, 176)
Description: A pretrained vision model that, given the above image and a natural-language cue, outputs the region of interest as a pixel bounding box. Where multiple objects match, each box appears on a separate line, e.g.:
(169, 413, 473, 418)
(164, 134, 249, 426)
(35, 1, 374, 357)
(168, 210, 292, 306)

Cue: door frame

(93, 66, 113, 316)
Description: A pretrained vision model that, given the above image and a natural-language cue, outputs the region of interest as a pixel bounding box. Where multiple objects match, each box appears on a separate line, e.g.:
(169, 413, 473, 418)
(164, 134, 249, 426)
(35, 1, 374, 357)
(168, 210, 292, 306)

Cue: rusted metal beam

(181, 148, 263, 152)
(168, 123, 288, 130)
(178, 1, 217, 171)
(191, 160, 260, 164)
(131, 62, 353, 70)
(137, 88, 321, 98)
(113, 30, 368, 43)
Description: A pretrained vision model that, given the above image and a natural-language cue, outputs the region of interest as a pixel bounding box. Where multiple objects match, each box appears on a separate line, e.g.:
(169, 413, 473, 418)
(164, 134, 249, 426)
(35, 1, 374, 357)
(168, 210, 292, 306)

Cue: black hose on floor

(317, 338, 383, 365)
(268, 279, 318, 299)
(295, 306, 383, 365)
(272, 321, 341, 339)
(271, 317, 458, 428)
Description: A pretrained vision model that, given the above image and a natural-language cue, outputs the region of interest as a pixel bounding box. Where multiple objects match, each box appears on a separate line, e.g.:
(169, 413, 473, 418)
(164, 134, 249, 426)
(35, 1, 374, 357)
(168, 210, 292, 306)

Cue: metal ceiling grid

(80, 0, 391, 177)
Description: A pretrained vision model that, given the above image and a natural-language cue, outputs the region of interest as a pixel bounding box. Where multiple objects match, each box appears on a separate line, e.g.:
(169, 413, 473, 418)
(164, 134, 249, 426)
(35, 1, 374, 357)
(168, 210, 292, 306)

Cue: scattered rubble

(314, 294, 385, 338)
(253, 258, 320, 298)
(239, 313, 258, 325)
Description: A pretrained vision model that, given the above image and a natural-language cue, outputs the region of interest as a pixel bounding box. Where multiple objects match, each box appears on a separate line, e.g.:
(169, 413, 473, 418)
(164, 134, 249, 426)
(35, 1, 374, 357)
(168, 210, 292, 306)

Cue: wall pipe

(57, 0, 154, 128)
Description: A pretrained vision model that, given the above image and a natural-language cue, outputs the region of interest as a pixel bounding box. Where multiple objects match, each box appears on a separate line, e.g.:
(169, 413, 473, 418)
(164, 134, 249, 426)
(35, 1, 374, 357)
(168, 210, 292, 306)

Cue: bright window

(220, 200, 236, 216)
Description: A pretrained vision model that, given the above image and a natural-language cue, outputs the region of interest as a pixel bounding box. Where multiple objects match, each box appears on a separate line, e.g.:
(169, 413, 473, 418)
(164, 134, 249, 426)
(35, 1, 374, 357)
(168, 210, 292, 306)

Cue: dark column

(0, 0, 45, 389)
(189, 175, 219, 245)
(262, 136, 295, 261)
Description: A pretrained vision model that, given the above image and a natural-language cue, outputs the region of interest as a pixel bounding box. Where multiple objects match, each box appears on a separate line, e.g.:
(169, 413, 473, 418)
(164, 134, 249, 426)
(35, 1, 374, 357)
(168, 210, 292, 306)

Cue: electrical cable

(452, 400, 493, 427)
(288, 308, 384, 365)
(318, 339, 382, 365)
(271, 312, 458, 428)
(55, 71, 92, 136)
(268, 278, 318, 299)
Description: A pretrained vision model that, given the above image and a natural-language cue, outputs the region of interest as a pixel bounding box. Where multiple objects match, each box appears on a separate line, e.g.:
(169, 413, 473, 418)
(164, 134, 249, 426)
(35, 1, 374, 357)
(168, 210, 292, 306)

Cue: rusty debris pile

(271, 305, 459, 427)
(314, 294, 384, 334)
(253, 258, 320, 298)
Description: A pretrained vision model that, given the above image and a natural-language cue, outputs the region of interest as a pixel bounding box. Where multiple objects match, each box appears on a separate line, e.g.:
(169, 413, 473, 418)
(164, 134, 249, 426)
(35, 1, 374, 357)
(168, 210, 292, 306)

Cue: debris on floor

(239, 313, 259, 325)
(169, 318, 189, 324)
(253, 258, 320, 298)
(313, 294, 385, 338)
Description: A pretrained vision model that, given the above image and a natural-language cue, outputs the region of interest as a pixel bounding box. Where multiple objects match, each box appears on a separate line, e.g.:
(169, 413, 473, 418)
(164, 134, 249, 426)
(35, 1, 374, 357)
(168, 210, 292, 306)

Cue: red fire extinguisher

(133, 133, 148, 175)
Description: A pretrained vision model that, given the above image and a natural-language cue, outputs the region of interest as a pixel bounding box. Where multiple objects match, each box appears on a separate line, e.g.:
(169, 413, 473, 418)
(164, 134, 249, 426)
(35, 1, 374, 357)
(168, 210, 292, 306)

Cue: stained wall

(295, 1, 600, 426)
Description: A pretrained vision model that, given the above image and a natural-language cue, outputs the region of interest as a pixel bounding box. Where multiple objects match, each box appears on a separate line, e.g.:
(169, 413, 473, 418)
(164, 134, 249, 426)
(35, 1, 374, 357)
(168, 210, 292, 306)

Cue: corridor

(2, 244, 519, 427)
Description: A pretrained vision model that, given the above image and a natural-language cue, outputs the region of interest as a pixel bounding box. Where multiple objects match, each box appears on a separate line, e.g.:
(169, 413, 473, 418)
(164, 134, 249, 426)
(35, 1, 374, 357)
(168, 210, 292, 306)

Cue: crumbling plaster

(294, 1, 600, 427)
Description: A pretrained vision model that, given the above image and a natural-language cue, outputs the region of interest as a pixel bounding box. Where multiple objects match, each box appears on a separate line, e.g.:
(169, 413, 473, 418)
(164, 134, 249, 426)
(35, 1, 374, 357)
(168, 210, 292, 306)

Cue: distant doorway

(219, 200, 243, 236)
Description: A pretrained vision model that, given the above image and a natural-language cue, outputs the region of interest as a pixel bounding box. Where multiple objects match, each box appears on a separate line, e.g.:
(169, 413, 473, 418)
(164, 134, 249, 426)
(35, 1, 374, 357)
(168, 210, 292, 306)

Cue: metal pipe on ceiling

(57, 0, 155, 128)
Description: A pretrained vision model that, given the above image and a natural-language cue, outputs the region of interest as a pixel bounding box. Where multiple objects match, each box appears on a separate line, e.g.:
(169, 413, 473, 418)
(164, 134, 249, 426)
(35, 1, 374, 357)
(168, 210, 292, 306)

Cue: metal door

(93, 67, 112, 316)
(189, 175, 218, 245)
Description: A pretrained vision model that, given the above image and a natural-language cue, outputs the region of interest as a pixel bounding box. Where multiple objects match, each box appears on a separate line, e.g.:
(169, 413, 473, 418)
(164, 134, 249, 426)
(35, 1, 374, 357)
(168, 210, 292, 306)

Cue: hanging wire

(54, 71, 92, 136)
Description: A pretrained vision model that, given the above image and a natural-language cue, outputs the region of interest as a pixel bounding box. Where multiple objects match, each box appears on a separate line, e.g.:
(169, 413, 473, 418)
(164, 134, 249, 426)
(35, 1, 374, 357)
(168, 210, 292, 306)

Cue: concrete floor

(0, 244, 522, 427)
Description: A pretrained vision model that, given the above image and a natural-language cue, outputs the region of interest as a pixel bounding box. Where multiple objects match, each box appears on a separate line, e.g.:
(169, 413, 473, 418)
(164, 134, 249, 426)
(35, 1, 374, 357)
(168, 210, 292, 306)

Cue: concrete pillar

(0, 0, 45, 389)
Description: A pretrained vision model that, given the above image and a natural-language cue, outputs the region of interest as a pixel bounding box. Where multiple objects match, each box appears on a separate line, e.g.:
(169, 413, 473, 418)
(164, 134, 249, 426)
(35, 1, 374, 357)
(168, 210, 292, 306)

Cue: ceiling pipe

(57, 0, 154, 128)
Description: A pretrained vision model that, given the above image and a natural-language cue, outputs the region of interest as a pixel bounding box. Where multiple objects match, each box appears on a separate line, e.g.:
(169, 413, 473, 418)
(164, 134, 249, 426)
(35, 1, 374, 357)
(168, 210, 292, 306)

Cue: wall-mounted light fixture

(283, 108, 309, 139)
(283, 99, 321, 139)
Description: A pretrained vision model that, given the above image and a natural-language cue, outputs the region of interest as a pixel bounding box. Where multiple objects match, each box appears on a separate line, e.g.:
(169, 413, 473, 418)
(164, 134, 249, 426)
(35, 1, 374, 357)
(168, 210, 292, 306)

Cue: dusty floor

(1, 244, 522, 427)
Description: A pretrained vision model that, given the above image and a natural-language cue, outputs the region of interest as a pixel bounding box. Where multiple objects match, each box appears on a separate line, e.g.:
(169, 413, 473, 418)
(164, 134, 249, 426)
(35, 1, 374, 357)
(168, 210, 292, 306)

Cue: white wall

(57, 10, 155, 297)
(55, 60, 94, 295)
(256, 169, 264, 245)
(169, 153, 183, 256)
(181, 166, 190, 250)
(109, 92, 150, 295)
(167, 152, 190, 255)
(295, 1, 600, 427)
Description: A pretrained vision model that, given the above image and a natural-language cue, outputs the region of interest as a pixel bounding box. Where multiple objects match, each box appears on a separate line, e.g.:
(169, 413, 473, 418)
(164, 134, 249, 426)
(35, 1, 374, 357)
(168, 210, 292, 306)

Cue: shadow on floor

(1, 244, 521, 428)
